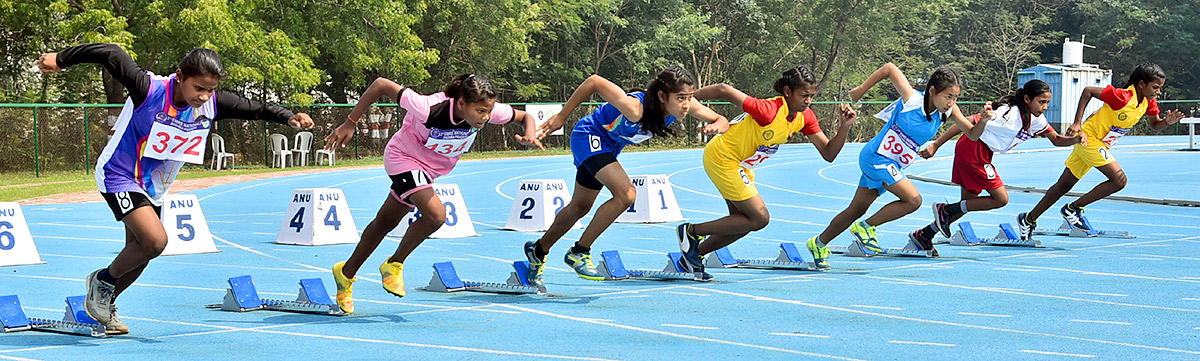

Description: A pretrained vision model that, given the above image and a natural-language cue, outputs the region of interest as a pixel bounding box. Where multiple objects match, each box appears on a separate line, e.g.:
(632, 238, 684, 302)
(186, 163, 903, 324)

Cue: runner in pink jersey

(323, 74, 543, 313)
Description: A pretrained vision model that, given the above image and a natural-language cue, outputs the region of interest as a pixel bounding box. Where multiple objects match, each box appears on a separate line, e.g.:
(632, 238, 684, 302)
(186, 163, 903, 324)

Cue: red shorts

(951, 136, 1003, 193)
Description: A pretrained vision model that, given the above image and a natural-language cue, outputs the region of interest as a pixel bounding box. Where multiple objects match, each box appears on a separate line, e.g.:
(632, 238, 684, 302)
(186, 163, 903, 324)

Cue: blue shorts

(858, 154, 906, 196)
(570, 130, 625, 168)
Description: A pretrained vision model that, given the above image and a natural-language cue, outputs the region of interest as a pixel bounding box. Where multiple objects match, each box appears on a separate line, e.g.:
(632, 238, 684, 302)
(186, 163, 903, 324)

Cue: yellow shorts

(703, 155, 757, 202)
(1064, 143, 1116, 179)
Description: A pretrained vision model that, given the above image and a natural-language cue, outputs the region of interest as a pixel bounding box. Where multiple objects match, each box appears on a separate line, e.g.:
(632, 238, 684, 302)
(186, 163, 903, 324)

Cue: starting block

(1033, 220, 1134, 239)
(828, 237, 937, 258)
(213, 275, 345, 316)
(424, 261, 544, 294)
(1, 295, 107, 337)
(945, 222, 1042, 247)
(595, 250, 702, 281)
(704, 243, 819, 271)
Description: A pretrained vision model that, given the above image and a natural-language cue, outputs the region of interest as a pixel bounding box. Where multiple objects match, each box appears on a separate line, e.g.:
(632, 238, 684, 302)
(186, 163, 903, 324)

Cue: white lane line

(0, 354, 48, 361)
(848, 304, 902, 311)
(32, 235, 124, 243)
(1150, 233, 1186, 237)
(995, 268, 1039, 272)
(1075, 292, 1128, 297)
(1182, 277, 1200, 281)
(1120, 257, 1163, 261)
(664, 291, 710, 297)
(888, 340, 955, 347)
(770, 332, 830, 338)
(1182, 298, 1200, 301)
(444, 257, 472, 261)
(494, 303, 865, 361)
(661, 323, 718, 330)
(694, 286, 1200, 356)
(1070, 319, 1132, 325)
(957, 312, 1012, 318)
(606, 294, 651, 300)
(1020, 350, 1096, 358)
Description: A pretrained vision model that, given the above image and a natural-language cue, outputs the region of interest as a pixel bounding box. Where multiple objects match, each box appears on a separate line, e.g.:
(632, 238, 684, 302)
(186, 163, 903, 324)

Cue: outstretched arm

(511, 109, 546, 150)
(947, 102, 992, 141)
(693, 83, 748, 105)
(536, 75, 639, 139)
(849, 63, 914, 103)
(326, 77, 404, 150)
(807, 104, 858, 162)
(687, 97, 730, 134)
(39, 43, 152, 106)
(1041, 126, 1085, 147)
(1149, 109, 1186, 130)
(919, 119, 964, 159)
(213, 91, 312, 129)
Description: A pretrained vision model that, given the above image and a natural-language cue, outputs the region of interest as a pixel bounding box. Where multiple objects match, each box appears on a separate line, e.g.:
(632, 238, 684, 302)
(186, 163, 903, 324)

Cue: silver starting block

(828, 237, 938, 258)
(213, 275, 345, 316)
(424, 261, 544, 294)
(596, 250, 704, 281)
(1, 295, 107, 338)
(945, 222, 1042, 247)
(1034, 220, 1134, 239)
(704, 243, 819, 271)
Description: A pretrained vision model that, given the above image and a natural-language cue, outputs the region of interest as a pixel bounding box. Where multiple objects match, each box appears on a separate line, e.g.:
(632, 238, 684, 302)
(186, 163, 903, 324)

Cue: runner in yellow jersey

(676, 65, 858, 275)
(1016, 63, 1185, 240)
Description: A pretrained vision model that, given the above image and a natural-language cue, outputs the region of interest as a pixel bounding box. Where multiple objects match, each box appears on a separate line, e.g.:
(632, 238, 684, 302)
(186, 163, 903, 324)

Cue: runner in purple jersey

(37, 43, 315, 334)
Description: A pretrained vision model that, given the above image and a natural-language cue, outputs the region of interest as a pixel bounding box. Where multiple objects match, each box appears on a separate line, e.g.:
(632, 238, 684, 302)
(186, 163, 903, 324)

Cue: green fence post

(84, 106, 89, 173)
(33, 106, 40, 178)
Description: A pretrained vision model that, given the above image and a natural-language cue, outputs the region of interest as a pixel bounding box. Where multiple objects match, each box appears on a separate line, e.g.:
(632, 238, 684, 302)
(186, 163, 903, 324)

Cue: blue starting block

(215, 275, 345, 315)
(946, 222, 1042, 247)
(828, 236, 938, 258)
(425, 261, 543, 294)
(1, 295, 107, 337)
(595, 250, 704, 281)
(1034, 220, 1134, 239)
(704, 243, 819, 271)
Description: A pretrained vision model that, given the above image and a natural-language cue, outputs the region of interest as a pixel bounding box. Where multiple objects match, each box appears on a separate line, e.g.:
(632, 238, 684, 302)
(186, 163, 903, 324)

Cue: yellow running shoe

(380, 261, 406, 298)
(332, 261, 356, 314)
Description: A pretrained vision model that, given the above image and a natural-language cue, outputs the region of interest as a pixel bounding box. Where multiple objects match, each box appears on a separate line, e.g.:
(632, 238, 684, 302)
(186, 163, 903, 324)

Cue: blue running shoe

(523, 241, 546, 289)
(676, 223, 705, 272)
(1060, 204, 1091, 231)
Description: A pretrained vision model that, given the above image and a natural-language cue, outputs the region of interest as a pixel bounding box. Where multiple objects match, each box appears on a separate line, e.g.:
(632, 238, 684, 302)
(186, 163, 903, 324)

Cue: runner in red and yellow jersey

(1016, 63, 1185, 240)
(676, 65, 858, 276)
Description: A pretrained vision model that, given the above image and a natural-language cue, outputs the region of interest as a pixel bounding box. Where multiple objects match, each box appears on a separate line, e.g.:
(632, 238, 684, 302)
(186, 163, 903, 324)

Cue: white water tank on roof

(1062, 38, 1085, 65)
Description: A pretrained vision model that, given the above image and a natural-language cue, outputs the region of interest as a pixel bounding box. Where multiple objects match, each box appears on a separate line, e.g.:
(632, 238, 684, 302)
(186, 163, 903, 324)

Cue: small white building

(1017, 37, 1112, 132)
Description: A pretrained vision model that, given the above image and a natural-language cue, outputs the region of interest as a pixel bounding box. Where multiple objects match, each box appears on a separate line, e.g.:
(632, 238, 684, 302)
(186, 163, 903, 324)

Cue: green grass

(0, 144, 701, 202)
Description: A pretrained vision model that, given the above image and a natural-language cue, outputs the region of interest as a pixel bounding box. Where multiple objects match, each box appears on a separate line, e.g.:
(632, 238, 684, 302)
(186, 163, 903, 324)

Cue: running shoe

(332, 261, 356, 313)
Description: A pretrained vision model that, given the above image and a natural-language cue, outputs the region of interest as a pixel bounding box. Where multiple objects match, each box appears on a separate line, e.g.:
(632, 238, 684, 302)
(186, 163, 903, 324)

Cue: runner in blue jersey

(522, 67, 728, 287)
(37, 44, 315, 334)
(804, 63, 987, 269)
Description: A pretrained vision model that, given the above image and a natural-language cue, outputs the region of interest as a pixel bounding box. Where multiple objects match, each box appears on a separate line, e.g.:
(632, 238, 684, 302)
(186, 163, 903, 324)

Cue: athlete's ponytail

(641, 66, 693, 137)
(178, 48, 226, 79)
(773, 65, 817, 95)
(995, 79, 1051, 131)
(925, 66, 961, 95)
(443, 74, 498, 104)
(1123, 63, 1166, 88)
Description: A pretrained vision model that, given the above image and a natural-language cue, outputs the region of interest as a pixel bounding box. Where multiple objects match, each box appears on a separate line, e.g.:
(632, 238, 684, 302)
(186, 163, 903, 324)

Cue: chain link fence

(2, 100, 1195, 175)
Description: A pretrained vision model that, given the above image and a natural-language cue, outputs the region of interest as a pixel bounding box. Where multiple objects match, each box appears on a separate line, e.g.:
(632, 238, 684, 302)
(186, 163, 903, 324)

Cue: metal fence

(1, 100, 1195, 176)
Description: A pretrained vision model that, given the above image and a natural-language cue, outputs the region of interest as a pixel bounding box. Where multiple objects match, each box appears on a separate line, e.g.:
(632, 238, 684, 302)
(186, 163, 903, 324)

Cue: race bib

(589, 134, 603, 152)
(984, 164, 996, 180)
(1097, 147, 1112, 161)
(424, 127, 477, 157)
(737, 168, 752, 185)
(142, 113, 209, 164)
(740, 145, 779, 169)
(876, 124, 919, 169)
(1100, 126, 1130, 147)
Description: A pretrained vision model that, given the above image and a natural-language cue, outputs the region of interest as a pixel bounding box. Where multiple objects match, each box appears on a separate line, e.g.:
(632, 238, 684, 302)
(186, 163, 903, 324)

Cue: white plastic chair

(269, 134, 293, 168)
(210, 134, 236, 170)
(292, 131, 314, 166)
(315, 147, 336, 166)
